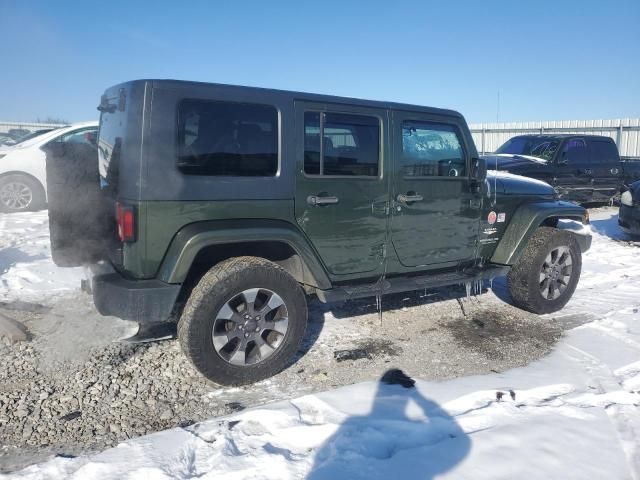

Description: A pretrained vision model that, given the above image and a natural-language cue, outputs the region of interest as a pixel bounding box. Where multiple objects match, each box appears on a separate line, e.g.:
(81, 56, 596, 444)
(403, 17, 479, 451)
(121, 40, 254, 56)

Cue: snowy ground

(0, 212, 83, 303)
(2, 208, 640, 479)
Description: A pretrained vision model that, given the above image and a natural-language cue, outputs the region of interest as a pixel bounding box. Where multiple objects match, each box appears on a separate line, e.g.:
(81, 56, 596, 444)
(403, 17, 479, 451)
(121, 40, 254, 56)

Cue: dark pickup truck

(483, 135, 640, 203)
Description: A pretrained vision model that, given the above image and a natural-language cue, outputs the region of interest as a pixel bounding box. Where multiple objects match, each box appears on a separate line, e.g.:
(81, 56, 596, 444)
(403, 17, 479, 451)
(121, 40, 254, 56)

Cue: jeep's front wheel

(507, 227, 582, 314)
(178, 256, 307, 385)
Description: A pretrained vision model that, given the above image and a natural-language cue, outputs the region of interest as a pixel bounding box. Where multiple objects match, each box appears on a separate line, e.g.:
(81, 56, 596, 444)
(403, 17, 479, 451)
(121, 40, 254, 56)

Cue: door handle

(397, 193, 424, 203)
(307, 195, 339, 206)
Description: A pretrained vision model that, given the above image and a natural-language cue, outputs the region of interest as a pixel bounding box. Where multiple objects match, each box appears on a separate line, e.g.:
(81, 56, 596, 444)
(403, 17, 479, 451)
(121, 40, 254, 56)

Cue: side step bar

(316, 265, 509, 303)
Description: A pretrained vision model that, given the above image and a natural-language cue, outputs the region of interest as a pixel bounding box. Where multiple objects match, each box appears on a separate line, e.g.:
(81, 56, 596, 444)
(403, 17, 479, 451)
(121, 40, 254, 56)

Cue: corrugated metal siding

(3, 119, 640, 157)
(0, 121, 66, 134)
(469, 118, 640, 157)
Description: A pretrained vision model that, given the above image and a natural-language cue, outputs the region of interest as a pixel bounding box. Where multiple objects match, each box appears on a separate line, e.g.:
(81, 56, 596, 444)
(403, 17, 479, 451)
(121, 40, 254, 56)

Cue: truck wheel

(178, 256, 307, 385)
(0, 174, 45, 212)
(507, 227, 582, 314)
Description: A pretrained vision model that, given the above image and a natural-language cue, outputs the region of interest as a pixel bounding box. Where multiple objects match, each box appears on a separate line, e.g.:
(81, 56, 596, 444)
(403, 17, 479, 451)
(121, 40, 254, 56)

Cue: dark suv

(45, 80, 592, 385)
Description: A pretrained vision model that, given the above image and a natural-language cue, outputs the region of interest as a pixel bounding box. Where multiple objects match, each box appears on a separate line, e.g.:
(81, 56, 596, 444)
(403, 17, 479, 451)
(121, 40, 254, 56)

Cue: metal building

(2, 118, 640, 158)
(0, 121, 66, 135)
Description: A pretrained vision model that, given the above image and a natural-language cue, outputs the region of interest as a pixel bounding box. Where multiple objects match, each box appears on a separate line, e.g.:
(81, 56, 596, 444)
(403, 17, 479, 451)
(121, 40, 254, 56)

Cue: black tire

(178, 256, 307, 385)
(0, 174, 46, 213)
(44, 143, 110, 267)
(508, 227, 582, 314)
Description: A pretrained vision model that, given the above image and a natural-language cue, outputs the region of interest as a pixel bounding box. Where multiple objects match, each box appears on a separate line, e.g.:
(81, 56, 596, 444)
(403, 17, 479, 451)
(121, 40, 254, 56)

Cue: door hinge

(469, 198, 481, 209)
(371, 243, 387, 260)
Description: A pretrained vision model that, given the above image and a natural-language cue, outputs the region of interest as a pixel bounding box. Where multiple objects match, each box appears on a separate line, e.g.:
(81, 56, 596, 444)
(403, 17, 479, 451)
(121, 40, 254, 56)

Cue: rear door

(390, 111, 482, 268)
(588, 138, 622, 201)
(554, 138, 593, 201)
(294, 102, 390, 278)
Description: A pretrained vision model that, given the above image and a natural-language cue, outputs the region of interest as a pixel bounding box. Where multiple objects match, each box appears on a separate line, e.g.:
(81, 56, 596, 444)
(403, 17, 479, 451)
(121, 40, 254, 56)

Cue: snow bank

(0, 212, 84, 302)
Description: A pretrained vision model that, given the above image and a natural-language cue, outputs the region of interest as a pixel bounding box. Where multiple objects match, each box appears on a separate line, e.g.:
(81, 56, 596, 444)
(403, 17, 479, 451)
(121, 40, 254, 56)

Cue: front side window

(177, 99, 278, 176)
(304, 111, 380, 176)
(401, 122, 466, 177)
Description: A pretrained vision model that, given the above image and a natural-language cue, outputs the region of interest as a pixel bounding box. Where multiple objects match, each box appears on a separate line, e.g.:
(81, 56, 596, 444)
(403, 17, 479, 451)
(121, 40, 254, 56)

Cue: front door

(294, 102, 390, 277)
(390, 112, 482, 268)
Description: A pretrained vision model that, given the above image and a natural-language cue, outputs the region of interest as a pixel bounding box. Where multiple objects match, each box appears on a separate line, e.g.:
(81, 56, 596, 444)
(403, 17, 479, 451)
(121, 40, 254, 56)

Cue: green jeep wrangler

(45, 80, 592, 385)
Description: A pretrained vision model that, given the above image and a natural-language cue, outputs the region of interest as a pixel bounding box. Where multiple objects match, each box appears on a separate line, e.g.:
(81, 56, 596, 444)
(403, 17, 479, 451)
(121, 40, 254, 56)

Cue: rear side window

(401, 121, 466, 177)
(177, 99, 278, 176)
(591, 140, 618, 163)
(304, 111, 380, 176)
(561, 138, 588, 164)
(59, 128, 98, 147)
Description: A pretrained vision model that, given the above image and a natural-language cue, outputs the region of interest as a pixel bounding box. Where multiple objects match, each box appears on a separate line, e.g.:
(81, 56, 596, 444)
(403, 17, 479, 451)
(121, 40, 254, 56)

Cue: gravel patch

(1, 285, 565, 473)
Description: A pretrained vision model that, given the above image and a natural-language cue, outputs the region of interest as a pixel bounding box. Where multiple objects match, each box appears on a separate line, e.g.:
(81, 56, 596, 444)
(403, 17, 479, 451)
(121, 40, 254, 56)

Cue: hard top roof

(109, 79, 465, 120)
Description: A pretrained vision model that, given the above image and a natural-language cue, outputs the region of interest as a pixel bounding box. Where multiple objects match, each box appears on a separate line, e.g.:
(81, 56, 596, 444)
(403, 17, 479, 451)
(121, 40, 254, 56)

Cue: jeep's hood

(482, 153, 548, 170)
(487, 170, 555, 196)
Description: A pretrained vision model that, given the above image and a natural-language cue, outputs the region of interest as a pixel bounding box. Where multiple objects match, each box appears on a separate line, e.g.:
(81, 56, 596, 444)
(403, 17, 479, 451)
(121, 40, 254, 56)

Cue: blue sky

(1, 0, 639, 124)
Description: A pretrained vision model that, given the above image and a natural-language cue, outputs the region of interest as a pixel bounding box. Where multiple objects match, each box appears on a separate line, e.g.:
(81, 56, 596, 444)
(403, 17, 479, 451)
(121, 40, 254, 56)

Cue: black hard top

(114, 79, 464, 120)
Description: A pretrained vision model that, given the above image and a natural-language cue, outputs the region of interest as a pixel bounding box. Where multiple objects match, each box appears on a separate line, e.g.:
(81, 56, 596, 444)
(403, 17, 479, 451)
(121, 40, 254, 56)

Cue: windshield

(12, 129, 56, 145)
(495, 136, 560, 161)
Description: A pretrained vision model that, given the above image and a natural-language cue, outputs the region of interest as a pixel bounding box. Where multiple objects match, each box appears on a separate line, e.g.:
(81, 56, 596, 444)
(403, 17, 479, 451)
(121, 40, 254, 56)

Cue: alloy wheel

(0, 181, 33, 210)
(539, 246, 573, 300)
(212, 288, 289, 366)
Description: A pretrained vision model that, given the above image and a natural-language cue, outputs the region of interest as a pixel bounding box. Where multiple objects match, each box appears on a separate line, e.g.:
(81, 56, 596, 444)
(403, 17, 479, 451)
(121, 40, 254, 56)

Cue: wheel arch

(0, 171, 47, 207)
(491, 201, 588, 266)
(0, 171, 46, 193)
(157, 219, 332, 290)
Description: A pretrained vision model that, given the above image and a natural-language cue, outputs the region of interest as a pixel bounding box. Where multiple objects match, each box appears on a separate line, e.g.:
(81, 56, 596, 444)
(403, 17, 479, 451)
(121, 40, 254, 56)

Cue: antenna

(496, 90, 500, 123)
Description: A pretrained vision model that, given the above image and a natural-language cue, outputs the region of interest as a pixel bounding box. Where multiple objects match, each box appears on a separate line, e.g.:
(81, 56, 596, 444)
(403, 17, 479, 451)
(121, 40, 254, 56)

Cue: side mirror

(471, 157, 487, 180)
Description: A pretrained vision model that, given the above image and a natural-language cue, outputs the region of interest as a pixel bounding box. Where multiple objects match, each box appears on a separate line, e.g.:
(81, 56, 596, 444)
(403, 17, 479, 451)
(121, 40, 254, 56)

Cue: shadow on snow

(307, 369, 471, 480)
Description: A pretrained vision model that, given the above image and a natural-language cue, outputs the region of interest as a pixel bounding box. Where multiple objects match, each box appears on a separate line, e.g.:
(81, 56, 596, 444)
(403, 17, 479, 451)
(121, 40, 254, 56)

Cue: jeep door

(294, 102, 389, 278)
(390, 112, 482, 268)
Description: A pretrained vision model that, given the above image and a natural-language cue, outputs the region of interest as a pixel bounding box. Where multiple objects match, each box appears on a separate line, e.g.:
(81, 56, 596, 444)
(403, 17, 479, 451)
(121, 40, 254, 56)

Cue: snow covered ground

(2, 208, 640, 479)
(0, 212, 84, 303)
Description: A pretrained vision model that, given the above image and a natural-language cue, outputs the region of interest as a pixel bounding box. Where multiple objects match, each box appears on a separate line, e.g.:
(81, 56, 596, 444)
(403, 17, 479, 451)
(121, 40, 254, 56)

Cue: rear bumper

(619, 204, 640, 235)
(91, 267, 181, 324)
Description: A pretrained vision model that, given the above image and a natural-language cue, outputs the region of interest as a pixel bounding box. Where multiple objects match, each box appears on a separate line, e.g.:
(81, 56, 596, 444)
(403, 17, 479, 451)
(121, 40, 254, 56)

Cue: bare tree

(34, 116, 70, 124)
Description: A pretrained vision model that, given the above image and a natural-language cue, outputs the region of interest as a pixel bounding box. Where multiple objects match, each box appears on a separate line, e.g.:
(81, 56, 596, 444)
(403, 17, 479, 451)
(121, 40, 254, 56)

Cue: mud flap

(122, 322, 176, 343)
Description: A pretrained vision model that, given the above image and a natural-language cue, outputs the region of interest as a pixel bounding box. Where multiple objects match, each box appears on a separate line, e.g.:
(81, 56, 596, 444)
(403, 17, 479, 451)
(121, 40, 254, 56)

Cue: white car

(0, 122, 98, 212)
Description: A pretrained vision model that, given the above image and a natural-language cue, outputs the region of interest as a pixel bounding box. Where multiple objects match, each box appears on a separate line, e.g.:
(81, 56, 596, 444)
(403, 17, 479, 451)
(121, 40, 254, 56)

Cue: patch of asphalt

(1, 287, 567, 473)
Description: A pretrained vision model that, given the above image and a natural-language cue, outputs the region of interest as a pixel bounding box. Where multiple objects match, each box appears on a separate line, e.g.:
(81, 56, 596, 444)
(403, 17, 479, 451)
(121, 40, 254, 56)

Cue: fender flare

(491, 201, 587, 265)
(156, 219, 332, 289)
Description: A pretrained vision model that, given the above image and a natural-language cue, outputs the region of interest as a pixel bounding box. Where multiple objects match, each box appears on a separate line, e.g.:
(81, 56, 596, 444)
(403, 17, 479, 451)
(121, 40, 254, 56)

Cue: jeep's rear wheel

(507, 227, 582, 314)
(178, 256, 307, 385)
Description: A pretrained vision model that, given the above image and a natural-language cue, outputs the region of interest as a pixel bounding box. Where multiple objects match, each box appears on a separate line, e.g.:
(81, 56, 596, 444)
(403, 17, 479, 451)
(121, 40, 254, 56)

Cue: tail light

(116, 202, 135, 242)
